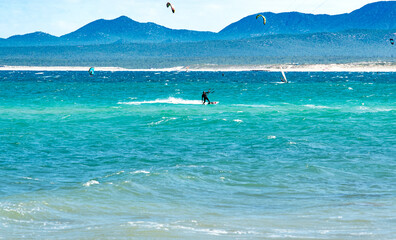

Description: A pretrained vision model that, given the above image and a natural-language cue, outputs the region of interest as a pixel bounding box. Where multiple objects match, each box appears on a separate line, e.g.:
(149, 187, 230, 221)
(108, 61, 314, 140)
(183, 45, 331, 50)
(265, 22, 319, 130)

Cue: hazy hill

(60, 16, 217, 45)
(219, 1, 396, 39)
(0, 30, 393, 68)
(2, 32, 59, 46)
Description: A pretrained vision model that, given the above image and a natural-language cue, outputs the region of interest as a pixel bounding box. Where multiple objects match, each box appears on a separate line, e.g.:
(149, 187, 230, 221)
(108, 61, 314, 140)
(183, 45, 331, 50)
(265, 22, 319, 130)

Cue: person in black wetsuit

(202, 90, 211, 104)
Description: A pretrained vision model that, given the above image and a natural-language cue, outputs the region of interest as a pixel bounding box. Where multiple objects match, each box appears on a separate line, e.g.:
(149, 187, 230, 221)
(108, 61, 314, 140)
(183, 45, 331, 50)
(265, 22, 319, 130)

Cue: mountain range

(0, 1, 395, 46)
(0, 1, 395, 67)
(219, 1, 396, 38)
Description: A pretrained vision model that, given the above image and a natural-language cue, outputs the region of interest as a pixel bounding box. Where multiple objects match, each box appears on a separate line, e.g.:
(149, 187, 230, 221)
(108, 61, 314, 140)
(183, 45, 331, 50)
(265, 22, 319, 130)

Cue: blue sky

(0, 0, 382, 38)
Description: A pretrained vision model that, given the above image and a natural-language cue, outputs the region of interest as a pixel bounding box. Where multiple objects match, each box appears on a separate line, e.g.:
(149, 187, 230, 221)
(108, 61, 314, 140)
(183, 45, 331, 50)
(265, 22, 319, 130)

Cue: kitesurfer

(202, 90, 212, 104)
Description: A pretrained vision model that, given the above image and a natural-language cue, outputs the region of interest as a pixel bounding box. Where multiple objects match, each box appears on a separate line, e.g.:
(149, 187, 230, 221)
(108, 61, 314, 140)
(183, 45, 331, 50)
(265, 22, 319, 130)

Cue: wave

(303, 104, 333, 109)
(271, 81, 287, 84)
(131, 170, 150, 174)
(127, 221, 256, 236)
(118, 97, 203, 105)
(83, 180, 99, 187)
(148, 117, 177, 126)
(232, 104, 271, 108)
(357, 106, 394, 112)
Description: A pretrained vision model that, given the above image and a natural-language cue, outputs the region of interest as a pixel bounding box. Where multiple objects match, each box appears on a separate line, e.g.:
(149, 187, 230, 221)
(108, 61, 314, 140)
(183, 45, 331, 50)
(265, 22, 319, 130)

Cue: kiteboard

(204, 102, 218, 105)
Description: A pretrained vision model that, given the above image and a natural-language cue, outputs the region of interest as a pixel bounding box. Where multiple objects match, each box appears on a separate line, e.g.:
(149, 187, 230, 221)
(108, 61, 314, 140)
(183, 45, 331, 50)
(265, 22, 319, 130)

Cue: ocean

(0, 70, 395, 239)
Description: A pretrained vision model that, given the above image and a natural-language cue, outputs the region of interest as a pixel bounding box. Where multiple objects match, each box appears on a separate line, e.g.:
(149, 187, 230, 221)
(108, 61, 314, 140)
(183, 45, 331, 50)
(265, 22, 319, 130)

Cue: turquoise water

(0, 71, 395, 239)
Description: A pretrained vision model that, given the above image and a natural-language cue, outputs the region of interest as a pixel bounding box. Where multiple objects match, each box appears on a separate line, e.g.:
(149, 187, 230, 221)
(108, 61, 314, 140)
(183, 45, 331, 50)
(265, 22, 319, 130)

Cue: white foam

(149, 120, 165, 126)
(132, 170, 150, 174)
(104, 171, 124, 178)
(350, 232, 374, 236)
(118, 97, 202, 105)
(233, 119, 243, 123)
(272, 81, 287, 84)
(304, 104, 332, 109)
(267, 135, 277, 139)
(357, 107, 393, 112)
(22, 176, 39, 181)
(127, 221, 232, 236)
(83, 180, 99, 187)
(148, 117, 177, 126)
(233, 104, 270, 108)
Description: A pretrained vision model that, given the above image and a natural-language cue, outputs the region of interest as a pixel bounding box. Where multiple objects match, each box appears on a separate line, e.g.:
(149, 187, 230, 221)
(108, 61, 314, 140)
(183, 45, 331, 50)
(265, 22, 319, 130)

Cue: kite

(88, 67, 95, 76)
(256, 14, 266, 25)
(166, 2, 175, 13)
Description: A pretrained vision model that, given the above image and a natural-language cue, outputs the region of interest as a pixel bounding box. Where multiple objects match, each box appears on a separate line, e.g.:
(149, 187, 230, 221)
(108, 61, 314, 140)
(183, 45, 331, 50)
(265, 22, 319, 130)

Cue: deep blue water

(0, 71, 395, 239)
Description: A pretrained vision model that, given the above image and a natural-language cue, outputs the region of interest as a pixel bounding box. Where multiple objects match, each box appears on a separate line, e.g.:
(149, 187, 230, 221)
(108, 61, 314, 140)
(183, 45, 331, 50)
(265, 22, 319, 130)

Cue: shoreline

(0, 62, 395, 72)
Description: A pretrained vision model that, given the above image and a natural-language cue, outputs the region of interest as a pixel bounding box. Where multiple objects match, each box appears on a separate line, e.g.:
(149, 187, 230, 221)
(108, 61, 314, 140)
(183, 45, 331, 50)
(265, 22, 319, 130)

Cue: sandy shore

(0, 62, 395, 72)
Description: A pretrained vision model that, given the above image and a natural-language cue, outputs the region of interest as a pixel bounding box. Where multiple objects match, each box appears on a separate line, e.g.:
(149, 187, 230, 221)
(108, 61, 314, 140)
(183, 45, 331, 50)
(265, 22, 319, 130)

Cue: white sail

(281, 69, 287, 82)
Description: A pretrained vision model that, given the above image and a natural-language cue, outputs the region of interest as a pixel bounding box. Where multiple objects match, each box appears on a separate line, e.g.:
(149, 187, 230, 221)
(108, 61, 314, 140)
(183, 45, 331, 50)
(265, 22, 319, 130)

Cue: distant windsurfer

(280, 69, 288, 83)
(202, 90, 212, 104)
